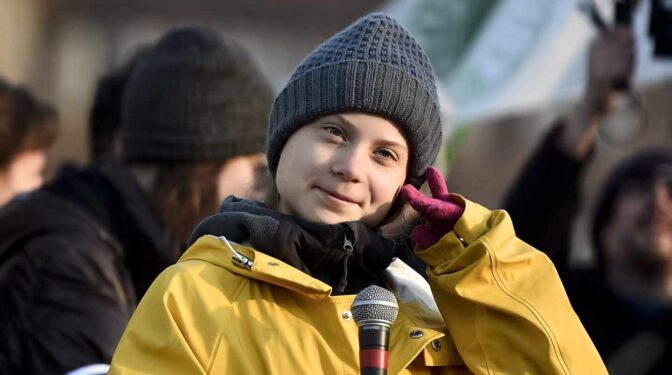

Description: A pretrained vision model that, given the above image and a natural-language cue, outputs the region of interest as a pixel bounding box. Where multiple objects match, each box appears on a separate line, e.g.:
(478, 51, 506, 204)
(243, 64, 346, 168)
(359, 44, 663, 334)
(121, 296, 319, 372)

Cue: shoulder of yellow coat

(176, 235, 333, 299)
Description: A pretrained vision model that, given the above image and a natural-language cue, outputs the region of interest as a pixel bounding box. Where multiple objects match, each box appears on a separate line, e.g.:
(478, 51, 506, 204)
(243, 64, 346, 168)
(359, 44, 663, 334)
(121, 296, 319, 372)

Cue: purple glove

(400, 167, 465, 249)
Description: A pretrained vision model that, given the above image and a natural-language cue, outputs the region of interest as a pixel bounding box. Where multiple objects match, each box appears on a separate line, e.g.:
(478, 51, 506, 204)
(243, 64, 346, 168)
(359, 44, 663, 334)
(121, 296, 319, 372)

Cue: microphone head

(351, 285, 399, 327)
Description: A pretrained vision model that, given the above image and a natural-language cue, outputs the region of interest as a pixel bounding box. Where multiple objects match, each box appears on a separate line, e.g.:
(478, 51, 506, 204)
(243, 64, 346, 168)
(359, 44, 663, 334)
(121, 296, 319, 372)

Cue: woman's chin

(304, 207, 360, 225)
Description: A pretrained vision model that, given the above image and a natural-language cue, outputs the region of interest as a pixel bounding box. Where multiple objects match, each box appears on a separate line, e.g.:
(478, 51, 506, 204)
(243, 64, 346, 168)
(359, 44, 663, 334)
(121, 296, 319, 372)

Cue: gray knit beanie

(267, 13, 442, 187)
(122, 25, 273, 162)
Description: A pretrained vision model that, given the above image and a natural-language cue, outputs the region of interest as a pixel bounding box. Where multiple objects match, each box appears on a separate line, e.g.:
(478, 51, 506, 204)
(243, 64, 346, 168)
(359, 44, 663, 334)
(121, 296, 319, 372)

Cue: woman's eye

(325, 126, 343, 138)
(375, 148, 396, 160)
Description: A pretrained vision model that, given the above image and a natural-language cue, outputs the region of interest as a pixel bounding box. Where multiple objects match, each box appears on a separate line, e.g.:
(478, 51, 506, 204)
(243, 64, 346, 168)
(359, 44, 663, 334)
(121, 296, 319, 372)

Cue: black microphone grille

(351, 285, 399, 325)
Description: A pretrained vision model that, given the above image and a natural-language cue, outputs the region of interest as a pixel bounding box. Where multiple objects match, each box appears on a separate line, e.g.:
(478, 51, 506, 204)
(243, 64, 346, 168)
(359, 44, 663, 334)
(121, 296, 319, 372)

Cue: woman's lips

(315, 187, 360, 206)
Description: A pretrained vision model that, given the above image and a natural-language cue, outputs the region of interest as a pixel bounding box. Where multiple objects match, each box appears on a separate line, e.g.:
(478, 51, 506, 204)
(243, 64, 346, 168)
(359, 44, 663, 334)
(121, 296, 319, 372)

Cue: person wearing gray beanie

(117, 25, 275, 254)
(110, 13, 605, 375)
(121, 25, 275, 251)
(123, 25, 272, 162)
(0, 25, 276, 375)
(267, 12, 442, 188)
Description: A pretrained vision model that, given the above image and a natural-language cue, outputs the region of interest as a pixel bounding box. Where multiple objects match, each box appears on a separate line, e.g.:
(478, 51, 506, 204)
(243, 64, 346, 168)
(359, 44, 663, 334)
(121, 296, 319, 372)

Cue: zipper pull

(231, 251, 253, 270)
(343, 236, 354, 255)
(336, 234, 355, 294)
(342, 223, 357, 255)
(210, 235, 253, 270)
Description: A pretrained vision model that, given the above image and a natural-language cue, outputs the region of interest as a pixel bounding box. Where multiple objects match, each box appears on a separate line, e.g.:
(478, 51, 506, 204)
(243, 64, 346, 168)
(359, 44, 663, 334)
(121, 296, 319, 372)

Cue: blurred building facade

(1, 0, 385, 169)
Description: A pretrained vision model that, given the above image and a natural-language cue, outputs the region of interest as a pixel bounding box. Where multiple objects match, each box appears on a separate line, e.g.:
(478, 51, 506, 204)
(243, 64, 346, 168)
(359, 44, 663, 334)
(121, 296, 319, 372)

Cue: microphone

(351, 285, 399, 375)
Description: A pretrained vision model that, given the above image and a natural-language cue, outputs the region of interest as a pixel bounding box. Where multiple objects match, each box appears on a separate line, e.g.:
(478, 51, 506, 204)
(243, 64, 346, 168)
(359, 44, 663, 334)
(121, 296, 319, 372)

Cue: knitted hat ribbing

(122, 25, 273, 162)
(266, 13, 442, 188)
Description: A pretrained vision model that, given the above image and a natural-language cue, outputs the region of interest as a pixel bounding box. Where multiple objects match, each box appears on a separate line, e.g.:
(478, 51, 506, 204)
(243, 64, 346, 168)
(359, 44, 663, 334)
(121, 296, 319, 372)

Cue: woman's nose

(331, 147, 365, 182)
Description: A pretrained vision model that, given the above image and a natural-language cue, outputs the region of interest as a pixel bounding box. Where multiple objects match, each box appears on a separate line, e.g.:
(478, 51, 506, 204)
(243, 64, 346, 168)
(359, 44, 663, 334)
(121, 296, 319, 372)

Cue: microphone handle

(359, 323, 391, 375)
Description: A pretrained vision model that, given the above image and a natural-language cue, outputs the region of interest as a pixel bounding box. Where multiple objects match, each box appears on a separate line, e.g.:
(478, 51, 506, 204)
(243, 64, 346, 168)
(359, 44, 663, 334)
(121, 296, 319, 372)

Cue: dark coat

(503, 125, 672, 375)
(0, 163, 174, 374)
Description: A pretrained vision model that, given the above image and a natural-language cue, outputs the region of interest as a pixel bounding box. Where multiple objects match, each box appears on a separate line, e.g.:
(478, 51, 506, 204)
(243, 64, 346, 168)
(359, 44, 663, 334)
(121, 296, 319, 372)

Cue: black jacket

(0, 163, 173, 374)
(503, 125, 672, 375)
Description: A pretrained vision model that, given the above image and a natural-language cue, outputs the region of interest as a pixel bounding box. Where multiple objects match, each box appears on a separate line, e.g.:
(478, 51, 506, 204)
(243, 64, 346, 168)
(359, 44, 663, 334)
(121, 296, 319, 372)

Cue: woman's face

(276, 113, 409, 227)
(0, 150, 46, 206)
(217, 153, 268, 202)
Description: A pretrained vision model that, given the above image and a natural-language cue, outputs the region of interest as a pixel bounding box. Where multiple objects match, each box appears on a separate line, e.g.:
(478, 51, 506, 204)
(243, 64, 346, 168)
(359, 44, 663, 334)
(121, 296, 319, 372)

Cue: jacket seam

(191, 240, 332, 295)
(231, 277, 249, 300)
(481, 236, 571, 375)
(474, 305, 492, 374)
(206, 333, 223, 374)
(180, 259, 249, 300)
(202, 269, 247, 373)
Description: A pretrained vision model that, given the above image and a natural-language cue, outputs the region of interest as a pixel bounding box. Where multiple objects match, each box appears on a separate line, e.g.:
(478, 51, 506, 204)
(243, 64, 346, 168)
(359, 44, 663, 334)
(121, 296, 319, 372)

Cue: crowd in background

(0, 8, 671, 375)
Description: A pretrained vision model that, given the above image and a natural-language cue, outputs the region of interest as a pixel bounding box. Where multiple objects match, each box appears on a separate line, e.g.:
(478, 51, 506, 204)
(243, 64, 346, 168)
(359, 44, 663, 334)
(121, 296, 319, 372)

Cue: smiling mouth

(316, 187, 359, 206)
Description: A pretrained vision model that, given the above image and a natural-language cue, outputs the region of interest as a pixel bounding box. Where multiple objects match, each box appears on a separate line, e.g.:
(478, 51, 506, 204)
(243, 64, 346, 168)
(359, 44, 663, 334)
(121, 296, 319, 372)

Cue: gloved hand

(400, 167, 464, 249)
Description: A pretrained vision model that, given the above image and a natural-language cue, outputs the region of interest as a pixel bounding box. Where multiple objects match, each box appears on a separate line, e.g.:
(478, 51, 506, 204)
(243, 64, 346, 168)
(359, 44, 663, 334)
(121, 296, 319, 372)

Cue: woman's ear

(378, 185, 408, 230)
(380, 201, 419, 237)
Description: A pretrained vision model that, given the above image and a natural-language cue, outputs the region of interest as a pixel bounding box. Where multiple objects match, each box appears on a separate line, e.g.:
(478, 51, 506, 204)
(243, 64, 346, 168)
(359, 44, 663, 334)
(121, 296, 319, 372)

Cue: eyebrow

(331, 114, 408, 150)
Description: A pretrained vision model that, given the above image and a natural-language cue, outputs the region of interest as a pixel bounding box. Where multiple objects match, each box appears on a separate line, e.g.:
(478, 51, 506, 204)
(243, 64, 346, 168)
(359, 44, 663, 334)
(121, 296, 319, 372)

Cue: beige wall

(0, 0, 48, 86)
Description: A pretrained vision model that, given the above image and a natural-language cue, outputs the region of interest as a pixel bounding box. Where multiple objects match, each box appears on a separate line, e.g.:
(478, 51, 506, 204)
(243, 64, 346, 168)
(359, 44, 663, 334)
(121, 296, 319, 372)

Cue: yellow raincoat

(109, 196, 606, 374)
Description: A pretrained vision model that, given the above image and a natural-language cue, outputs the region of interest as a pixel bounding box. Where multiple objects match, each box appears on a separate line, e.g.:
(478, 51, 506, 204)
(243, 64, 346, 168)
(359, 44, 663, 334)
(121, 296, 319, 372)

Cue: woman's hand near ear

(401, 167, 464, 249)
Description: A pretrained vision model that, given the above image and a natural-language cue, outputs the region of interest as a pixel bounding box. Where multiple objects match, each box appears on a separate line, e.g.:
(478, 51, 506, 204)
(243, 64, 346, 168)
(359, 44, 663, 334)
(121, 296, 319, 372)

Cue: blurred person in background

(0, 77, 57, 207)
(88, 47, 149, 164)
(504, 25, 672, 374)
(0, 25, 273, 375)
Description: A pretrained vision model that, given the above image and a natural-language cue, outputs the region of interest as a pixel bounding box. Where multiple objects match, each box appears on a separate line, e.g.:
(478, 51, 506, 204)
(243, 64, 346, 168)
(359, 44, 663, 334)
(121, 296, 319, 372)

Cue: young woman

(109, 13, 606, 374)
